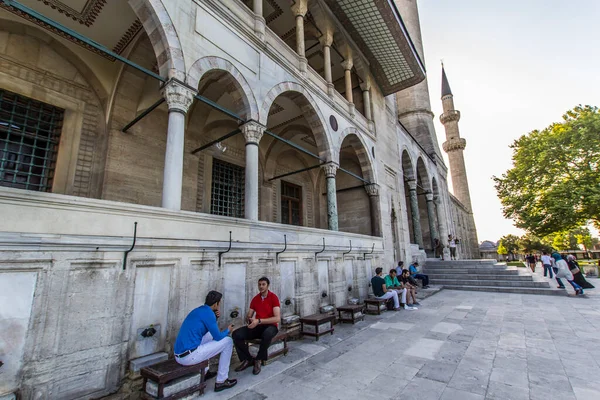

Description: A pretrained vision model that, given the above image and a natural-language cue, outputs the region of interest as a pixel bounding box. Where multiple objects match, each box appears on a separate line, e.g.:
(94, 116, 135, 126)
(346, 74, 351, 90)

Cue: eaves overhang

(323, 0, 426, 96)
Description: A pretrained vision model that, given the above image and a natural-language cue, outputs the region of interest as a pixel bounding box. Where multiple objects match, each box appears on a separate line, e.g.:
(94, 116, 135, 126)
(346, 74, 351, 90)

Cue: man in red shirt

(232, 277, 281, 375)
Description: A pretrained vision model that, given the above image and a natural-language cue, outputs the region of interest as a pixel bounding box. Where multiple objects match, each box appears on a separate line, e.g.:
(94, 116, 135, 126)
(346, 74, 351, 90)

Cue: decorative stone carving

(322, 162, 339, 178)
(162, 80, 195, 113)
(365, 183, 379, 197)
(341, 59, 354, 71)
(440, 110, 461, 124)
(425, 192, 434, 202)
(442, 137, 467, 153)
(406, 180, 418, 191)
(291, 0, 308, 17)
(240, 121, 265, 145)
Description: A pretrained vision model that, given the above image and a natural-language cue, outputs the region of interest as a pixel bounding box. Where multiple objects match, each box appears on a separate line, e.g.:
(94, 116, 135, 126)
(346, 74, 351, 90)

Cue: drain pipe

(123, 222, 138, 270)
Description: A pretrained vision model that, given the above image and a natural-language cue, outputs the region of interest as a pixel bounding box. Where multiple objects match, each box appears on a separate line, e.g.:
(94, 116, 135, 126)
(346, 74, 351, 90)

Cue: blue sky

(418, 0, 600, 241)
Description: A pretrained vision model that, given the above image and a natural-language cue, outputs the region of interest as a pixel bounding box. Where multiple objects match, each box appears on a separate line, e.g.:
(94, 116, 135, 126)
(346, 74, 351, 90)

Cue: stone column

(360, 81, 372, 121)
(320, 31, 334, 96)
(253, 0, 266, 40)
(241, 121, 265, 220)
(292, 0, 308, 73)
(161, 80, 196, 210)
(322, 162, 339, 231)
(407, 180, 424, 248)
(365, 183, 381, 237)
(425, 192, 439, 249)
(341, 59, 353, 104)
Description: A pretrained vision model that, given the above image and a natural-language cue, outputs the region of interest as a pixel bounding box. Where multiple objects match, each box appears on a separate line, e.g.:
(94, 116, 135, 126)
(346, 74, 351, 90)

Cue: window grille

(0, 89, 64, 192)
(211, 158, 245, 218)
(281, 181, 302, 226)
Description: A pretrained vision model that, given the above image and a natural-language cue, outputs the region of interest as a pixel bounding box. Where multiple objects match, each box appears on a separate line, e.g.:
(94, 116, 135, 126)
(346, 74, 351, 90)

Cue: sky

(417, 0, 600, 242)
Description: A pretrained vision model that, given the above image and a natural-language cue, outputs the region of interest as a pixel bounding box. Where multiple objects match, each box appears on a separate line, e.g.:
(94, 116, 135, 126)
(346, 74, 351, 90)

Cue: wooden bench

(336, 304, 365, 324)
(300, 313, 335, 340)
(140, 358, 207, 399)
(364, 298, 387, 315)
(247, 330, 289, 365)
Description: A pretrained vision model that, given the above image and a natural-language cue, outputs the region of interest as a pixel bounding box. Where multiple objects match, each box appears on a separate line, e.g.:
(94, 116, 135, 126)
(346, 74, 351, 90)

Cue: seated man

(174, 291, 237, 392)
(386, 269, 417, 309)
(232, 277, 281, 376)
(409, 261, 430, 288)
(372, 267, 415, 311)
(401, 269, 421, 306)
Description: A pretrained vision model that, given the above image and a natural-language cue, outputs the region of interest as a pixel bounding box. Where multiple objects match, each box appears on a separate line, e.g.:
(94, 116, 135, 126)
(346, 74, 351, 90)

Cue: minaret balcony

(440, 110, 461, 124)
(443, 137, 467, 153)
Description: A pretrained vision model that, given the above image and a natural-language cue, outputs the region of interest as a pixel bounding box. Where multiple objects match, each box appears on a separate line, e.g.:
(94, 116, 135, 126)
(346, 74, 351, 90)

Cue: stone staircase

(423, 259, 565, 296)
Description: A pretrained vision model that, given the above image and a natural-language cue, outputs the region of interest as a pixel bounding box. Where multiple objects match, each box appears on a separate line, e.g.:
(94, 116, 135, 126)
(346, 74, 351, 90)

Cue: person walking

(541, 252, 553, 278)
(552, 253, 584, 295)
(448, 235, 458, 260)
(567, 255, 594, 290)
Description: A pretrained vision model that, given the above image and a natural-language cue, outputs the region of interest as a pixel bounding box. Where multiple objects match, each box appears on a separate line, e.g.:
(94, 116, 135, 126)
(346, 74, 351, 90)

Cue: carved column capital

(291, 0, 308, 17)
(365, 183, 379, 197)
(319, 30, 334, 47)
(406, 179, 417, 191)
(341, 59, 353, 71)
(322, 162, 339, 178)
(240, 120, 266, 145)
(162, 80, 196, 114)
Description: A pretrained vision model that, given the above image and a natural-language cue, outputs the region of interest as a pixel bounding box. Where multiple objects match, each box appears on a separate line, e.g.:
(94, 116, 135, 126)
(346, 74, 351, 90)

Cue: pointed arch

(416, 157, 431, 192)
(337, 127, 376, 183)
(260, 82, 332, 160)
(187, 56, 259, 121)
(129, 0, 186, 81)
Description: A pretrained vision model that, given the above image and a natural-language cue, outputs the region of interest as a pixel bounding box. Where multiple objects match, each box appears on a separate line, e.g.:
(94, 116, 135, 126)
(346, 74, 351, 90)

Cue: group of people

(434, 234, 460, 260)
(173, 277, 281, 392)
(370, 261, 430, 310)
(540, 252, 594, 295)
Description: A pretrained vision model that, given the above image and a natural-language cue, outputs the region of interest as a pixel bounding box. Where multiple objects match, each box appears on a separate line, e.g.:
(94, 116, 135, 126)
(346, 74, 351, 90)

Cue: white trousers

(376, 289, 406, 309)
(175, 332, 233, 383)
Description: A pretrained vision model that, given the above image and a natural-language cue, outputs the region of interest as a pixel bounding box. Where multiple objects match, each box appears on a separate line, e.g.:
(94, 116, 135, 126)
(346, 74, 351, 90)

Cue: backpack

(386, 298, 395, 310)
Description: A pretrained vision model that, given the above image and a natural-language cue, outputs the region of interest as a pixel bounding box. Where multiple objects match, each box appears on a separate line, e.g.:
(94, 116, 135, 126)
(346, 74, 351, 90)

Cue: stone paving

(202, 279, 600, 400)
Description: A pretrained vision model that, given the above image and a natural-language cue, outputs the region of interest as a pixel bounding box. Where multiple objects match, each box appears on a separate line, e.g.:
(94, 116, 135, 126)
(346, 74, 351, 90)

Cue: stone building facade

(0, 0, 478, 398)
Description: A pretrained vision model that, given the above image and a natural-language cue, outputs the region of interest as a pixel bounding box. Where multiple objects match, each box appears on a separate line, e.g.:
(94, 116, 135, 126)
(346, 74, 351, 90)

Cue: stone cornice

(440, 110, 461, 124)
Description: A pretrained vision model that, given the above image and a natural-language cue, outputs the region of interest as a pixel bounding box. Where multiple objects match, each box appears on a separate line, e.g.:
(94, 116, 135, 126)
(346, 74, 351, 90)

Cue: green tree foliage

(519, 234, 552, 254)
(499, 234, 520, 256)
(544, 227, 594, 251)
(494, 105, 600, 236)
(497, 242, 508, 255)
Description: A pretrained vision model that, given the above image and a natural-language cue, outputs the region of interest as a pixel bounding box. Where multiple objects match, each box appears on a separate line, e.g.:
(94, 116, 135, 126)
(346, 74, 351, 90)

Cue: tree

(544, 227, 595, 251)
(499, 234, 521, 258)
(494, 105, 600, 236)
(520, 234, 552, 254)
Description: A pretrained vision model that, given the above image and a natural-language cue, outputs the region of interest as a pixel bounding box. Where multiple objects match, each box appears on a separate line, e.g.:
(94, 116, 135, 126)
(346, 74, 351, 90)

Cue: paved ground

(204, 278, 600, 400)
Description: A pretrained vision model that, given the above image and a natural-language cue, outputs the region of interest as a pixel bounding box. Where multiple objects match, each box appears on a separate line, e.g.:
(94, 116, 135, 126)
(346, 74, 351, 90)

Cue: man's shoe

(205, 371, 217, 380)
(557, 286, 566, 289)
(413, 302, 421, 306)
(214, 379, 237, 392)
(234, 359, 253, 372)
(403, 305, 417, 310)
(253, 360, 262, 375)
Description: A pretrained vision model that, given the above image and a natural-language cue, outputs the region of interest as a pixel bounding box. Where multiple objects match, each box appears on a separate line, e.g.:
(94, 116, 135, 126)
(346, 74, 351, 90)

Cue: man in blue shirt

(174, 291, 237, 392)
(409, 261, 430, 288)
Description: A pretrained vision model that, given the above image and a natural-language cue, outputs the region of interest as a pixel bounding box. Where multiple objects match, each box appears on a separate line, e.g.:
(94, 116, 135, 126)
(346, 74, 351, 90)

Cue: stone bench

(247, 330, 289, 365)
(140, 358, 207, 399)
(300, 313, 335, 340)
(336, 304, 365, 324)
(364, 298, 387, 315)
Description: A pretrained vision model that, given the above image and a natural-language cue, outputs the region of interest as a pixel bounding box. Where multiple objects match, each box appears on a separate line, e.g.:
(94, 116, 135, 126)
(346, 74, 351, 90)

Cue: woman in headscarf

(567, 255, 594, 289)
(552, 252, 584, 295)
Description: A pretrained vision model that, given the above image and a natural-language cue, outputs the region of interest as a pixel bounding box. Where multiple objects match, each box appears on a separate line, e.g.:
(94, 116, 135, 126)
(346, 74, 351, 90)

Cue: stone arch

(416, 157, 431, 192)
(129, 0, 186, 81)
(431, 177, 440, 197)
(187, 56, 259, 121)
(401, 150, 415, 181)
(337, 127, 376, 183)
(260, 82, 332, 160)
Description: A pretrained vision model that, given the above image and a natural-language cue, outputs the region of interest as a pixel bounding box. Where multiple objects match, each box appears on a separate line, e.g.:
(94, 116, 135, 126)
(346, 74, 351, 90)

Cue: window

(0, 89, 64, 192)
(210, 158, 245, 218)
(281, 181, 302, 226)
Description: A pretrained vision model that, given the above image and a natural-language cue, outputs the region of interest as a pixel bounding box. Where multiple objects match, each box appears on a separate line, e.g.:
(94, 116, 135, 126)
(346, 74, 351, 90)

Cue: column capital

(425, 192, 434, 202)
(240, 120, 266, 145)
(322, 162, 339, 178)
(365, 183, 379, 197)
(360, 81, 371, 92)
(341, 59, 353, 71)
(162, 80, 196, 113)
(406, 179, 417, 191)
(291, 0, 308, 17)
(319, 30, 334, 47)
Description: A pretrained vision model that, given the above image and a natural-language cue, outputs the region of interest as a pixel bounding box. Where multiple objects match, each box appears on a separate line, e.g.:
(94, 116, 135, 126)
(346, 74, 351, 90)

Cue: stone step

(442, 285, 565, 296)
(426, 260, 500, 266)
(424, 268, 520, 275)
(424, 264, 510, 270)
(427, 273, 532, 281)
(429, 279, 550, 288)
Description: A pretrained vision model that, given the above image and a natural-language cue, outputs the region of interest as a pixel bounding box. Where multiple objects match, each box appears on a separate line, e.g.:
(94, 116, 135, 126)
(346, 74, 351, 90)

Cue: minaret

(440, 65, 473, 211)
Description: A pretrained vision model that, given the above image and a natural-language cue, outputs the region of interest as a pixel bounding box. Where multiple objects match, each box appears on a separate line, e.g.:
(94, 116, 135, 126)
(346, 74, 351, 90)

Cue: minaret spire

(440, 66, 473, 212)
